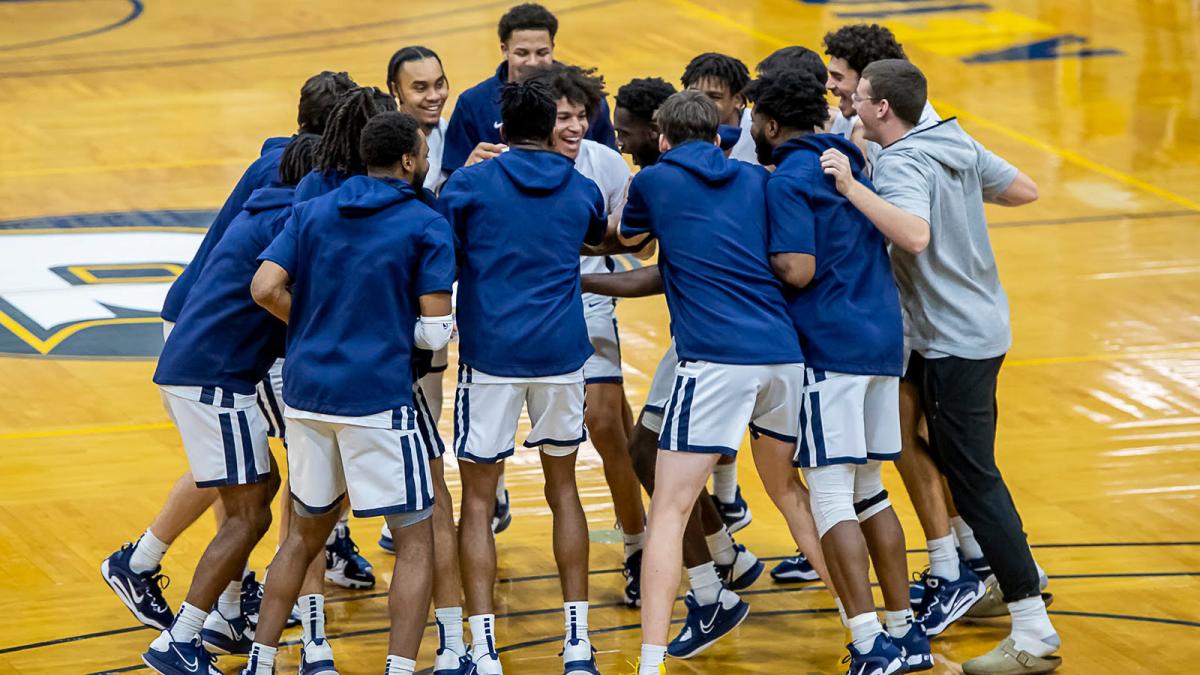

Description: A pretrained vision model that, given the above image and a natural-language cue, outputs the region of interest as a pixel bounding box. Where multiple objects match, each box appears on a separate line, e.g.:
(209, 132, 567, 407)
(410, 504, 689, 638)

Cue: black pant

(915, 352, 1041, 603)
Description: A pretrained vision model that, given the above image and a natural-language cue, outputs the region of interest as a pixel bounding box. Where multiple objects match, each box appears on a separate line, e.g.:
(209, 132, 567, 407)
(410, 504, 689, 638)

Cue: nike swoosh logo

(940, 589, 962, 615)
(699, 605, 721, 634)
(171, 644, 200, 672)
(127, 583, 145, 604)
(493, 121, 503, 129)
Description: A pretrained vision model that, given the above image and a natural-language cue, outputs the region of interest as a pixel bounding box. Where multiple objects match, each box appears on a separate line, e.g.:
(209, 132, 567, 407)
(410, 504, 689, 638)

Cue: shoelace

(146, 572, 172, 613)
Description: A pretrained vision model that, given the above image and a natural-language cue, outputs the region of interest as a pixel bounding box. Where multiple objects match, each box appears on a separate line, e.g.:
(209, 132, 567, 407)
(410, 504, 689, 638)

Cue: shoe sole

(723, 511, 752, 534)
(493, 512, 513, 534)
(729, 560, 764, 591)
(962, 654, 1061, 675)
(378, 536, 396, 555)
(770, 565, 820, 584)
(924, 579, 986, 637)
(905, 654, 935, 672)
(101, 559, 171, 631)
(324, 572, 375, 589)
(200, 632, 249, 657)
(670, 602, 751, 659)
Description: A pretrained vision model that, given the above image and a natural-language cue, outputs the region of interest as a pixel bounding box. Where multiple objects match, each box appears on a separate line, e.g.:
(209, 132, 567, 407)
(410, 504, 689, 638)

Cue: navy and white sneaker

(492, 489, 513, 534)
(240, 571, 263, 624)
(299, 638, 338, 674)
(623, 548, 642, 607)
(143, 631, 221, 675)
(325, 525, 376, 589)
(770, 552, 821, 584)
(378, 521, 396, 554)
(716, 542, 764, 591)
(891, 624, 933, 672)
(916, 561, 985, 637)
(842, 634, 904, 675)
(433, 650, 474, 675)
(101, 541, 174, 631)
(200, 610, 254, 656)
(710, 487, 752, 533)
(562, 638, 600, 674)
(667, 589, 749, 659)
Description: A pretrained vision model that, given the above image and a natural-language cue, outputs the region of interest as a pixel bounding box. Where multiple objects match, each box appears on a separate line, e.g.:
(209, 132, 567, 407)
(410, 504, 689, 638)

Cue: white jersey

(574, 139, 632, 291)
(425, 118, 448, 194)
(831, 109, 857, 141)
(729, 108, 759, 165)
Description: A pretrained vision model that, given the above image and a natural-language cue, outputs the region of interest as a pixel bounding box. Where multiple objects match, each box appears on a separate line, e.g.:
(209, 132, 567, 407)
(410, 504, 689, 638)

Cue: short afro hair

(756, 46, 828, 84)
(746, 71, 829, 132)
(614, 77, 677, 122)
(359, 111, 422, 169)
(500, 78, 557, 144)
(681, 52, 750, 97)
(498, 3, 558, 43)
(530, 63, 607, 119)
(823, 24, 906, 75)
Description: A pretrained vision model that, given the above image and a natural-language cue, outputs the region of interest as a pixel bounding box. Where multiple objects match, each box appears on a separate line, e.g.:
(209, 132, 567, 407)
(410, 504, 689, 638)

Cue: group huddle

(98, 4, 1063, 675)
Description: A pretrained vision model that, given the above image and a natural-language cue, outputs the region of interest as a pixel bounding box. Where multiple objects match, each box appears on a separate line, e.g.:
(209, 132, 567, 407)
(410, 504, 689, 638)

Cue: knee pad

(292, 495, 342, 518)
(803, 465, 858, 538)
(853, 461, 891, 522)
(384, 506, 433, 531)
(641, 410, 664, 434)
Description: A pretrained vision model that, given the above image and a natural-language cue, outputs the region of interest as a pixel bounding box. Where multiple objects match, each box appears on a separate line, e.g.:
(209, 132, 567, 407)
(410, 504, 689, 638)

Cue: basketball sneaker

(623, 548, 643, 607)
(101, 541, 174, 631)
(240, 571, 263, 624)
(710, 487, 752, 533)
(325, 525, 376, 589)
(563, 638, 601, 674)
(299, 637, 338, 675)
(143, 631, 221, 675)
(493, 489, 513, 534)
(916, 561, 985, 637)
(378, 522, 396, 554)
(200, 610, 254, 656)
(770, 551, 821, 584)
(667, 589, 749, 659)
(434, 649, 475, 675)
(842, 634, 904, 675)
(891, 623, 933, 672)
(715, 542, 763, 591)
(964, 554, 992, 580)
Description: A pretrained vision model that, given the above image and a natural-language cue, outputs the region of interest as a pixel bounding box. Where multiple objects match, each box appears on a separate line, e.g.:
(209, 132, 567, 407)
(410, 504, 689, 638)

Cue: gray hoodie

(873, 118, 1018, 360)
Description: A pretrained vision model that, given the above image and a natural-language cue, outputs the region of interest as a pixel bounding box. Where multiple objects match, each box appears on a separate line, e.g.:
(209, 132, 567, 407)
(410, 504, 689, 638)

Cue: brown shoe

(962, 638, 1062, 675)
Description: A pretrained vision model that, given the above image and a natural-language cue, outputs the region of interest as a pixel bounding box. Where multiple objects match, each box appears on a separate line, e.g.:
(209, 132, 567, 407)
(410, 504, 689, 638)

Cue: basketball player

(441, 3, 616, 173)
(682, 52, 756, 167)
(618, 91, 828, 675)
(825, 59, 1060, 675)
(749, 69, 931, 673)
(102, 72, 352, 634)
(137, 133, 319, 674)
(437, 79, 606, 675)
(244, 111, 454, 675)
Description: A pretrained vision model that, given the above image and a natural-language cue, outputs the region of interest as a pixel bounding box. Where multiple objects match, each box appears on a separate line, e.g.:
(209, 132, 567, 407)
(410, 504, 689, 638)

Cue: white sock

(835, 597, 849, 629)
(247, 643, 276, 673)
(711, 462, 738, 503)
(169, 602, 207, 642)
(639, 644, 667, 674)
(326, 522, 343, 546)
(385, 655, 417, 675)
(564, 601, 589, 643)
(130, 528, 169, 574)
(469, 613, 498, 658)
(217, 579, 241, 618)
(298, 594, 326, 644)
(496, 474, 507, 501)
(951, 516, 984, 560)
(687, 563, 723, 606)
(435, 606, 466, 657)
(1008, 596, 1059, 657)
(623, 530, 645, 559)
(884, 609, 915, 638)
(847, 612, 884, 653)
(928, 534, 960, 581)
(705, 528, 736, 566)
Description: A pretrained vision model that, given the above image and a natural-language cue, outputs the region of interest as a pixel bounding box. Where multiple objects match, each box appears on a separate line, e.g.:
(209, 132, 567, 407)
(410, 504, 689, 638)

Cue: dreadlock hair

(823, 24, 906, 75)
(314, 87, 398, 175)
(756, 46, 828, 84)
(360, 112, 422, 169)
(278, 133, 321, 186)
(500, 78, 557, 145)
(385, 45, 445, 96)
(655, 90, 719, 147)
(614, 77, 677, 122)
(681, 52, 750, 97)
(498, 3, 558, 42)
(529, 63, 606, 118)
(746, 71, 830, 132)
(297, 71, 357, 135)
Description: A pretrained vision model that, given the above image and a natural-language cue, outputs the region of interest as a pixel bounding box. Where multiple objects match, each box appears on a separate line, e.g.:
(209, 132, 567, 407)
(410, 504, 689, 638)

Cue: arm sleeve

(416, 216, 457, 294)
(873, 155, 933, 223)
(584, 183, 608, 246)
(257, 210, 300, 275)
(441, 99, 478, 173)
(974, 140, 1020, 201)
(618, 175, 654, 239)
(766, 177, 816, 256)
(586, 97, 619, 151)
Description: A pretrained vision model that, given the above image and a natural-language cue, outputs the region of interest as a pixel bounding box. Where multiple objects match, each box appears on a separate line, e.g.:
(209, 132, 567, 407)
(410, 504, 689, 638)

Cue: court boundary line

(0, 0, 143, 53)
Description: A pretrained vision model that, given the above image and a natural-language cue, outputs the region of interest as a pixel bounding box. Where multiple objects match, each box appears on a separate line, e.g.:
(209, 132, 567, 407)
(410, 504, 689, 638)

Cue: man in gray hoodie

(821, 59, 1059, 675)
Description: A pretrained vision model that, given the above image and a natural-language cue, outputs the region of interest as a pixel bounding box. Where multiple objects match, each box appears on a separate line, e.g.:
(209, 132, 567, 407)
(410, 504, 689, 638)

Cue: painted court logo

(0, 210, 210, 358)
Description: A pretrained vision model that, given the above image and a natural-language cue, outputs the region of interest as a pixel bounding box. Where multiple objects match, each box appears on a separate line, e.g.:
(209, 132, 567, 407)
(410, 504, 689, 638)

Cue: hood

(888, 117, 976, 171)
(659, 141, 740, 185)
(243, 185, 296, 213)
(335, 175, 417, 215)
(496, 148, 576, 194)
(493, 61, 509, 83)
(773, 133, 867, 174)
(717, 124, 742, 151)
(261, 136, 291, 154)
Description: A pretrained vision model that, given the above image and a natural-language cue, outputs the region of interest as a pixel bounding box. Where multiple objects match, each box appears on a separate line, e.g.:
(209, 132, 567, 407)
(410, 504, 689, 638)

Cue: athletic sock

(385, 655, 417, 675)
(495, 474, 507, 501)
(130, 528, 169, 574)
(247, 643, 276, 673)
(1007, 596, 1059, 657)
(686, 563, 723, 606)
(623, 530, 645, 560)
(217, 579, 241, 618)
(168, 602, 207, 642)
(563, 601, 591, 660)
(928, 534, 960, 581)
(469, 613, 497, 657)
(951, 516, 984, 560)
(434, 606, 466, 657)
(298, 594, 326, 645)
(884, 609, 915, 639)
(639, 644, 667, 674)
(711, 463, 738, 503)
(325, 523, 342, 546)
(705, 528, 736, 566)
(847, 612, 884, 654)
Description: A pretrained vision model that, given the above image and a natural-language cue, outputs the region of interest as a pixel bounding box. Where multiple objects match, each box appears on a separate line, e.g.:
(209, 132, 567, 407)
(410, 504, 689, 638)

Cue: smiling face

(826, 56, 859, 118)
(552, 96, 588, 160)
(392, 57, 449, 130)
(502, 29, 554, 82)
(686, 76, 743, 127)
(613, 106, 659, 167)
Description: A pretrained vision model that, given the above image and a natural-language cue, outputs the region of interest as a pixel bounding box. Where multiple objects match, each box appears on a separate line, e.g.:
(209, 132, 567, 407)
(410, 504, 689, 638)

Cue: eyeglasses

(851, 93, 882, 104)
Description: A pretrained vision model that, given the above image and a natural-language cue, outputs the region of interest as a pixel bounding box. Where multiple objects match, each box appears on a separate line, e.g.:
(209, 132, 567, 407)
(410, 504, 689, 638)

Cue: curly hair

(315, 87, 398, 175)
(681, 52, 750, 96)
(498, 3, 558, 42)
(500, 78, 557, 144)
(360, 111, 422, 169)
(614, 77, 677, 122)
(530, 63, 606, 119)
(823, 24, 906, 75)
(756, 46, 828, 84)
(747, 71, 829, 132)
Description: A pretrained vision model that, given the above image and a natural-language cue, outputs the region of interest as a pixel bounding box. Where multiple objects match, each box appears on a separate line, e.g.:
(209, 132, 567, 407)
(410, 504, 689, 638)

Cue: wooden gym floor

(1, 0, 1198, 673)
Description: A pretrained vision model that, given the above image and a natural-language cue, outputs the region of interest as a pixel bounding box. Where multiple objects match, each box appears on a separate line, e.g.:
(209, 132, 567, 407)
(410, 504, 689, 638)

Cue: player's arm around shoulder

(828, 148, 930, 255)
